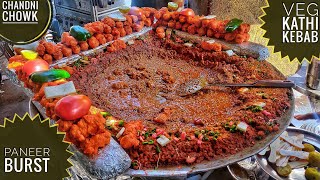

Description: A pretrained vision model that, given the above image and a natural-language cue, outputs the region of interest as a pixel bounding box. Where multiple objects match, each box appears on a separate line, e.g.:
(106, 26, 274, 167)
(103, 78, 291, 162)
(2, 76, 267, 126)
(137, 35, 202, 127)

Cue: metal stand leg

(0, 70, 2, 85)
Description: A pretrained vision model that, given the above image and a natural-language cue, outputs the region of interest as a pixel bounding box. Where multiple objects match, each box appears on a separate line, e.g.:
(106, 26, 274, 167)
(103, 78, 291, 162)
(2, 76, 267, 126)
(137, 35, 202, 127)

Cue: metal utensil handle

(253, 80, 295, 88)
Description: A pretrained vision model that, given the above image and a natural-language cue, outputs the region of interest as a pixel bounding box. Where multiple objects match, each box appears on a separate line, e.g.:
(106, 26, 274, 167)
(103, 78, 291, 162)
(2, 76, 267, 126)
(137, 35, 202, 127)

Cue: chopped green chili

(148, 140, 154, 144)
(225, 18, 243, 32)
(100, 111, 112, 118)
(209, 131, 215, 136)
(118, 120, 124, 127)
(156, 145, 161, 153)
(246, 105, 263, 112)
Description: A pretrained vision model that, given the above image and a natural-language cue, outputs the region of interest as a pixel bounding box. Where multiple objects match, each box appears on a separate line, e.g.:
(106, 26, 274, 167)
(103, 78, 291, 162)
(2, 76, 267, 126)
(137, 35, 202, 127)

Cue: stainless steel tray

(125, 97, 294, 177)
(256, 127, 320, 180)
(8, 26, 294, 178)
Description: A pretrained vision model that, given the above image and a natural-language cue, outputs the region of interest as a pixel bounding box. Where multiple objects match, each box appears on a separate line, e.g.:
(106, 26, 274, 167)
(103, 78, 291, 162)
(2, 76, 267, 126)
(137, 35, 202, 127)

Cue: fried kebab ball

(235, 34, 249, 44)
(197, 27, 207, 36)
(52, 46, 63, 60)
(238, 23, 250, 34)
(61, 45, 72, 57)
(118, 28, 126, 37)
(57, 119, 73, 132)
(88, 36, 99, 49)
(181, 23, 190, 32)
(44, 98, 61, 120)
(80, 130, 111, 155)
(186, 15, 201, 27)
(155, 27, 165, 39)
(202, 19, 211, 28)
(115, 21, 124, 28)
(95, 33, 107, 45)
(161, 20, 168, 26)
(43, 54, 53, 64)
(68, 114, 111, 156)
(130, 15, 139, 23)
(36, 43, 46, 56)
(112, 27, 121, 40)
(168, 20, 176, 28)
(153, 7, 250, 44)
(43, 42, 56, 54)
(162, 12, 172, 21)
(84, 21, 104, 35)
(141, 7, 156, 16)
(101, 17, 116, 27)
(132, 21, 144, 32)
(79, 41, 89, 51)
(144, 18, 152, 27)
(224, 33, 237, 42)
(206, 29, 214, 38)
(124, 25, 133, 35)
(104, 34, 113, 42)
(61, 32, 78, 47)
(187, 24, 197, 35)
(119, 120, 143, 149)
(124, 15, 133, 26)
(71, 45, 81, 54)
(171, 11, 180, 21)
(103, 24, 112, 34)
(175, 21, 182, 30)
(107, 39, 126, 52)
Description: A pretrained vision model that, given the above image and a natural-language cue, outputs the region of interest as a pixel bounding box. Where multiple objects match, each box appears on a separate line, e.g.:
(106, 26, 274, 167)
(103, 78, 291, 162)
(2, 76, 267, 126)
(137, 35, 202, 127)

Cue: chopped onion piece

(253, 102, 266, 108)
(127, 40, 135, 45)
(157, 135, 171, 147)
(238, 87, 249, 94)
(280, 133, 304, 148)
(288, 160, 309, 169)
(116, 127, 125, 138)
(276, 146, 293, 167)
(237, 121, 248, 132)
(201, 15, 217, 20)
(258, 146, 270, 155)
(225, 50, 235, 56)
(279, 150, 309, 159)
(268, 138, 281, 163)
(105, 121, 112, 126)
(206, 39, 215, 44)
(106, 117, 117, 126)
(184, 43, 193, 47)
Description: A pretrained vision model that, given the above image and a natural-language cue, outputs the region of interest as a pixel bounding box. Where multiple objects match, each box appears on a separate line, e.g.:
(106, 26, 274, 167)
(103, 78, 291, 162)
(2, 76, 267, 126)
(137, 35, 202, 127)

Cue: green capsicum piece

(118, 120, 125, 127)
(194, 131, 200, 137)
(30, 69, 70, 83)
(69, 25, 92, 41)
(100, 111, 112, 118)
(225, 18, 243, 32)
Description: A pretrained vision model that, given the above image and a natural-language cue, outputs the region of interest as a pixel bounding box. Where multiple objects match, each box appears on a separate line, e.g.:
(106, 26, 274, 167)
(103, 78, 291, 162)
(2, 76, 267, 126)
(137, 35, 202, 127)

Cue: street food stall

(0, 0, 319, 179)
